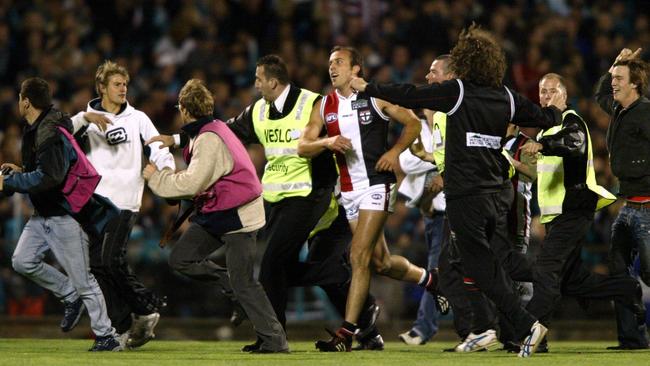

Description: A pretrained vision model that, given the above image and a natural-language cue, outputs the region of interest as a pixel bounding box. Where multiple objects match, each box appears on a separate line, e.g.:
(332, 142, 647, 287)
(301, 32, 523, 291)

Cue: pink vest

(57, 126, 102, 213)
(183, 120, 262, 213)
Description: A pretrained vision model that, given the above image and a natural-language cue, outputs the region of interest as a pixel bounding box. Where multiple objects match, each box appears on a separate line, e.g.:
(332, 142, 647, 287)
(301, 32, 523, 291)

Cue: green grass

(1, 340, 649, 366)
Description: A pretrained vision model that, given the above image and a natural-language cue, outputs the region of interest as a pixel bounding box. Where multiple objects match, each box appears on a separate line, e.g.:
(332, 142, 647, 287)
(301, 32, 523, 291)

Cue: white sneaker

(455, 329, 498, 352)
(116, 331, 130, 350)
(518, 321, 548, 358)
(127, 312, 160, 348)
(398, 330, 425, 345)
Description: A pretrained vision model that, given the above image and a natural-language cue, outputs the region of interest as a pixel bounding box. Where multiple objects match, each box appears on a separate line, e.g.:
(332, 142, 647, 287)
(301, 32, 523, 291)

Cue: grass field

(1, 339, 649, 366)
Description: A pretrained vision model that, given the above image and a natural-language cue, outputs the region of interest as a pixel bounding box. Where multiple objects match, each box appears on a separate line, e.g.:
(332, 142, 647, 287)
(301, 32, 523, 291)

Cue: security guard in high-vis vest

(523, 73, 641, 337)
(225, 55, 383, 351)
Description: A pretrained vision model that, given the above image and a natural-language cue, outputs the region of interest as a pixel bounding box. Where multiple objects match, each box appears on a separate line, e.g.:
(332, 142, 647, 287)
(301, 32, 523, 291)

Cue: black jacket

(538, 110, 597, 212)
(3, 106, 73, 216)
(3, 106, 119, 238)
(595, 73, 650, 196)
(225, 84, 338, 191)
(365, 79, 561, 198)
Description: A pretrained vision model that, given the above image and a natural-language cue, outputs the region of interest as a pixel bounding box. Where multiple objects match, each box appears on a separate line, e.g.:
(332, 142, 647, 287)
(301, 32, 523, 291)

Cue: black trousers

(89, 210, 164, 333)
(260, 188, 376, 329)
(259, 188, 333, 327)
(526, 210, 639, 326)
(440, 214, 533, 339)
(438, 217, 474, 340)
(446, 186, 536, 340)
(168, 224, 288, 351)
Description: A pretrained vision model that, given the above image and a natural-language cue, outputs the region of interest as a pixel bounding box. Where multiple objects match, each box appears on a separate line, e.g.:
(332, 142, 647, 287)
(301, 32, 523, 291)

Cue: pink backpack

(57, 126, 102, 213)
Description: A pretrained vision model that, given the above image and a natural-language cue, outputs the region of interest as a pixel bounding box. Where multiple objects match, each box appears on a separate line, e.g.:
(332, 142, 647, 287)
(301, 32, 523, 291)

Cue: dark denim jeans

(609, 204, 650, 347)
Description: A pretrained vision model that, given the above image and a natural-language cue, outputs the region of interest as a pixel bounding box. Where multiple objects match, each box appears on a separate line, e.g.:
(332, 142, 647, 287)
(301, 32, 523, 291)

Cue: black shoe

(315, 328, 352, 352)
(242, 339, 262, 352)
(435, 294, 450, 315)
(502, 341, 520, 353)
(143, 294, 167, 314)
(250, 348, 290, 354)
(89, 335, 123, 351)
(155, 295, 168, 311)
(423, 269, 450, 315)
(606, 344, 649, 350)
(425, 288, 450, 315)
(60, 298, 85, 332)
(353, 334, 384, 351)
(357, 304, 380, 339)
(537, 343, 549, 353)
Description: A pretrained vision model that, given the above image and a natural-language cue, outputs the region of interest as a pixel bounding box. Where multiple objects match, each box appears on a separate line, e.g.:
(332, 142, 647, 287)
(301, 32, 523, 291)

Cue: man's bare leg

(344, 210, 388, 325)
(317, 210, 442, 352)
(371, 233, 425, 282)
(345, 210, 430, 325)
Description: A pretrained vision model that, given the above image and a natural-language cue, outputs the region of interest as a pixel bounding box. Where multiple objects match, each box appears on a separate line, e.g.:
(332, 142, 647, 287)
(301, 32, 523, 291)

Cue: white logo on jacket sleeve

(466, 132, 502, 149)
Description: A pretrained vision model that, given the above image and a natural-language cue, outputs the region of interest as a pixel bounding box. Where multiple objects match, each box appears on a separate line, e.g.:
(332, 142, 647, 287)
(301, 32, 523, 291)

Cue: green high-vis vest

(252, 89, 319, 202)
(536, 109, 616, 224)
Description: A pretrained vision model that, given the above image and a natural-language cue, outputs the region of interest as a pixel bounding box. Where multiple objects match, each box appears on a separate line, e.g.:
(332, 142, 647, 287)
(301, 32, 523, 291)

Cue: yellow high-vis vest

(308, 194, 339, 239)
(536, 110, 616, 224)
(432, 112, 447, 173)
(252, 88, 319, 202)
(502, 149, 517, 179)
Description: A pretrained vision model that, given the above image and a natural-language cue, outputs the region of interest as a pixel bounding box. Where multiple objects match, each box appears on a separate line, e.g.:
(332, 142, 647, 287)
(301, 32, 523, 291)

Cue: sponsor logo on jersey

(466, 132, 502, 149)
(326, 112, 338, 124)
(266, 163, 289, 175)
(106, 127, 127, 145)
(351, 99, 368, 110)
(371, 193, 382, 200)
(359, 109, 373, 125)
(264, 128, 294, 143)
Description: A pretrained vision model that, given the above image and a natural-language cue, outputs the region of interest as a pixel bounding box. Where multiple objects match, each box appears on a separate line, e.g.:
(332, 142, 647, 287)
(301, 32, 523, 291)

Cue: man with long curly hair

(351, 25, 564, 357)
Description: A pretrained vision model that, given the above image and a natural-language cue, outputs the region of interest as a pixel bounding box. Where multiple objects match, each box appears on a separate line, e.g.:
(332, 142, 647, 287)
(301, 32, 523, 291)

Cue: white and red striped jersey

(321, 90, 396, 192)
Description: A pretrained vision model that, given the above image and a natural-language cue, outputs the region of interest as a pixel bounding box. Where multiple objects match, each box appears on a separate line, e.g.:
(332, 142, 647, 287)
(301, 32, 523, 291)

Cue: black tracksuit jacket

(595, 73, 650, 196)
(365, 79, 561, 199)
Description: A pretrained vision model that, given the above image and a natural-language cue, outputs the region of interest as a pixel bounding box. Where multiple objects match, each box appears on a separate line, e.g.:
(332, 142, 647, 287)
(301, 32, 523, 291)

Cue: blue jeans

(410, 213, 444, 340)
(12, 215, 115, 337)
(609, 205, 650, 347)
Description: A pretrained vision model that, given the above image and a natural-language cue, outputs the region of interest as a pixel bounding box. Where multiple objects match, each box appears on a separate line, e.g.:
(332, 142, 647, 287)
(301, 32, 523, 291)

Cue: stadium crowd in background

(1, 0, 649, 334)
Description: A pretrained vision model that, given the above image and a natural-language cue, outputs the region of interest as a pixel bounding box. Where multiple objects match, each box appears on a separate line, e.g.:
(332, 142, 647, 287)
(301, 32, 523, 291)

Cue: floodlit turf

(1, 339, 649, 366)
